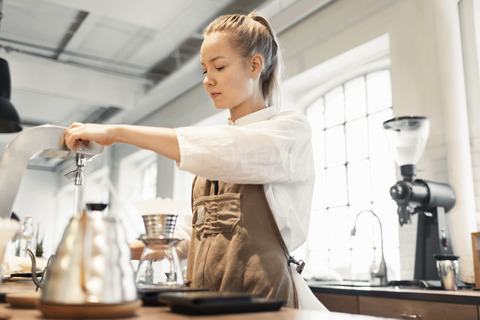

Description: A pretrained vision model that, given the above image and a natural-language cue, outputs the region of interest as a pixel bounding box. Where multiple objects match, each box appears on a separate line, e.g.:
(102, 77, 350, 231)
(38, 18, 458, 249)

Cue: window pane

(312, 131, 327, 210)
(325, 126, 345, 166)
(372, 201, 400, 248)
(308, 208, 328, 250)
(367, 70, 392, 113)
(368, 109, 394, 162)
(312, 130, 325, 170)
(326, 165, 347, 207)
(345, 76, 366, 121)
(368, 109, 397, 201)
(370, 157, 397, 201)
(327, 207, 350, 245)
(326, 207, 351, 275)
(306, 98, 324, 132)
(308, 247, 332, 274)
(325, 87, 345, 127)
(347, 160, 372, 205)
(346, 118, 368, 162)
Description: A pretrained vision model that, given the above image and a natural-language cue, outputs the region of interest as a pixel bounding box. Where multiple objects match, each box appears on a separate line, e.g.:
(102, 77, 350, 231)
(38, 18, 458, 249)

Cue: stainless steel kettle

(38, 210, 137, 304)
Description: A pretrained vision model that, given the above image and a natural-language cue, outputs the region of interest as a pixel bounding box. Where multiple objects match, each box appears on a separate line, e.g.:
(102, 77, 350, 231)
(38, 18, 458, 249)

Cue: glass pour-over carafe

(135, 214, 184, 289)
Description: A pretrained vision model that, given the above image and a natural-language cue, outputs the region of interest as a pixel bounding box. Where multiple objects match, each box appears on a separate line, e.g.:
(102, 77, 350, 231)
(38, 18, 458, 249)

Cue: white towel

(290, 264, 329, 311)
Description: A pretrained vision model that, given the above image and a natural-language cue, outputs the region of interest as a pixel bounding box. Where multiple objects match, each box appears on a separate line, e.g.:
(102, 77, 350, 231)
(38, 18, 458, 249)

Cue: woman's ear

(250, 54, 263, 79)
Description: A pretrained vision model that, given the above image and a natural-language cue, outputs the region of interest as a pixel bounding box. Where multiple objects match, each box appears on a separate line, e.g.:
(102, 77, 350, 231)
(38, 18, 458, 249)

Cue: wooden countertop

(0, 280, 395, 320)
(308, 281, 480, 305)
(0, 304, 382, 320)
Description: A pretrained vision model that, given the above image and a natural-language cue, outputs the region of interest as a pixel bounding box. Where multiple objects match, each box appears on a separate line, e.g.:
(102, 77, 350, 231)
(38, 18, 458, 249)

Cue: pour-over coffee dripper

(135, 214, 184, 289)
(142, 214, 178, 238)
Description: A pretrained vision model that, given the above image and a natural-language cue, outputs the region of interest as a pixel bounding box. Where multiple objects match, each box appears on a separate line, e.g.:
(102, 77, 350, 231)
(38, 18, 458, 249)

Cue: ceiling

(0, 0, 333, 169)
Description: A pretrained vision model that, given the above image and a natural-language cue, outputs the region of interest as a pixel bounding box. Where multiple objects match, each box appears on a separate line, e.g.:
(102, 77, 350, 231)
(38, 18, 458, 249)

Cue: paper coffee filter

(133, 197, 186, 215)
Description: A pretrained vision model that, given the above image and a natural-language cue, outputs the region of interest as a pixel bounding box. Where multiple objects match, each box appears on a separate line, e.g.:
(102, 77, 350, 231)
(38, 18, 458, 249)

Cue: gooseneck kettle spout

(0, 125, 104, 219)
(24, 247, 43, 290)
(24, 247, 55, 291)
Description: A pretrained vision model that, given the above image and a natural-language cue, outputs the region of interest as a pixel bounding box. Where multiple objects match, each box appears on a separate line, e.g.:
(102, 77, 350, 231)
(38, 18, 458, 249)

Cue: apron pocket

(193, 193, 242, 236)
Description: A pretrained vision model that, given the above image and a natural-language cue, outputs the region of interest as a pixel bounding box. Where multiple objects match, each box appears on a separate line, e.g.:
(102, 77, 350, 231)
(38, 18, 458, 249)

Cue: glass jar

(135, 237, 184, 289)
(14, 215, 35, 257)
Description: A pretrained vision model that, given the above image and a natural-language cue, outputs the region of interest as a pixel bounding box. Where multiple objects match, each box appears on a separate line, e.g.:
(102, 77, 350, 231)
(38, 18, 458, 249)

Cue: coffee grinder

(383, 116, 457, 281)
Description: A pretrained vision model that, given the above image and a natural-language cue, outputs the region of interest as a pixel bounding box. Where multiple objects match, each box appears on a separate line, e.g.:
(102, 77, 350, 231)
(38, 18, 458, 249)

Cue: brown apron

(186, 177, 298, 308)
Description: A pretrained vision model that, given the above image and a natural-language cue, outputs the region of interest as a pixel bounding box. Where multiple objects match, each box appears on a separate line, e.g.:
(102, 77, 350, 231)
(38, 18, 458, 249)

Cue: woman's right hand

(64, 122, 117, 152)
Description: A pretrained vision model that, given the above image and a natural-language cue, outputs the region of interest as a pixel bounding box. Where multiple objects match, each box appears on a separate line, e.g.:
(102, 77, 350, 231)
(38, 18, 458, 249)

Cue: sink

(309, 279, 468, 290)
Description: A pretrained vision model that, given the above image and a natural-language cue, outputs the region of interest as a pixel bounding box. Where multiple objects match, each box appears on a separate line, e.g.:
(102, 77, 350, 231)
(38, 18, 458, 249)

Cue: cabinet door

(359, 296, 478, 320)
(314, 293, 359, 314)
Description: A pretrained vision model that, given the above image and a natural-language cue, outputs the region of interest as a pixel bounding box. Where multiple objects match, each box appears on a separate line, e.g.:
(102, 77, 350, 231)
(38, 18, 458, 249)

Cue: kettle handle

(24, 248, 43, 291)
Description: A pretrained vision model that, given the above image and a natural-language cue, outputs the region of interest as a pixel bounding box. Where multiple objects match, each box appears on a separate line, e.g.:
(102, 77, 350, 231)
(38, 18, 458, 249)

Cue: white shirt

(175, 107, 315, 252)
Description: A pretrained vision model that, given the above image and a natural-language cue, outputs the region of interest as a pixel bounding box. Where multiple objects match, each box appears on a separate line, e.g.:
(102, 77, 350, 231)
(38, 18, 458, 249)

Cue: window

(304, 70, 400, 281)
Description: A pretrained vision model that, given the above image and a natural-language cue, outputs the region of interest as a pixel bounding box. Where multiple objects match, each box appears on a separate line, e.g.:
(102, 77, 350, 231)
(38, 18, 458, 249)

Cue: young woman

(64, 12, 326, 310)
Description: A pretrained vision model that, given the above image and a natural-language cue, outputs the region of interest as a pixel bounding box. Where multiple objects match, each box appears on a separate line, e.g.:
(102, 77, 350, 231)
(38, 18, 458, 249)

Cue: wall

(460, 0, 480, 218)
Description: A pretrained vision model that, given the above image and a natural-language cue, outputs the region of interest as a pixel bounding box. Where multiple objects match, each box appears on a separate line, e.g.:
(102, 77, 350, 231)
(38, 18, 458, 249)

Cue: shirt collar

(228, 107, 278, 126)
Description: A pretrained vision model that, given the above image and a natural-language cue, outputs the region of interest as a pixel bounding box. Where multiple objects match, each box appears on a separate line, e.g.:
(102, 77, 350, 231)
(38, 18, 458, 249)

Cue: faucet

(351, 210, 388, 286)
(64, 153, 87, 186)
(0, 125, 104, 219)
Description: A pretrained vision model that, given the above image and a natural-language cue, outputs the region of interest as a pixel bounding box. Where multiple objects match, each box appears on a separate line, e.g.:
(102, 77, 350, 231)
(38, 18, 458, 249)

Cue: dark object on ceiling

(0, 57, 21, 133)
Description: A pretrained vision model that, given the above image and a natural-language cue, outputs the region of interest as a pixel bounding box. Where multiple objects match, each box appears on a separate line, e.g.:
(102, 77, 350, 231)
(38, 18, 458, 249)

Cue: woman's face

(200, 32, 263, 120)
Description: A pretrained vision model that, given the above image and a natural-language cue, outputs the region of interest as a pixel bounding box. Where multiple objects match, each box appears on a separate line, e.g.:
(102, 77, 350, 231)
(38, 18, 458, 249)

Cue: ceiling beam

(6, 52, 147, 109)
(52, 11, 89, 60)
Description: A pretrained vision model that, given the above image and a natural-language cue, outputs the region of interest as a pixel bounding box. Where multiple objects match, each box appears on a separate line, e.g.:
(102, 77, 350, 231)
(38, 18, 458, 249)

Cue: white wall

(460, 0, 480, 218)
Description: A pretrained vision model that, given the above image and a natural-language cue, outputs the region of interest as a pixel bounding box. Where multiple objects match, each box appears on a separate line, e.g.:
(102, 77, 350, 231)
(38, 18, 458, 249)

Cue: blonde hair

(203, 12, 282, 106)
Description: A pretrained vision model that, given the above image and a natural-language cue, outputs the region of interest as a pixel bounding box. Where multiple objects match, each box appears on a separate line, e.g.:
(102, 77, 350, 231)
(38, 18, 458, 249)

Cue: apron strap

(258, 186, 306, 274)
